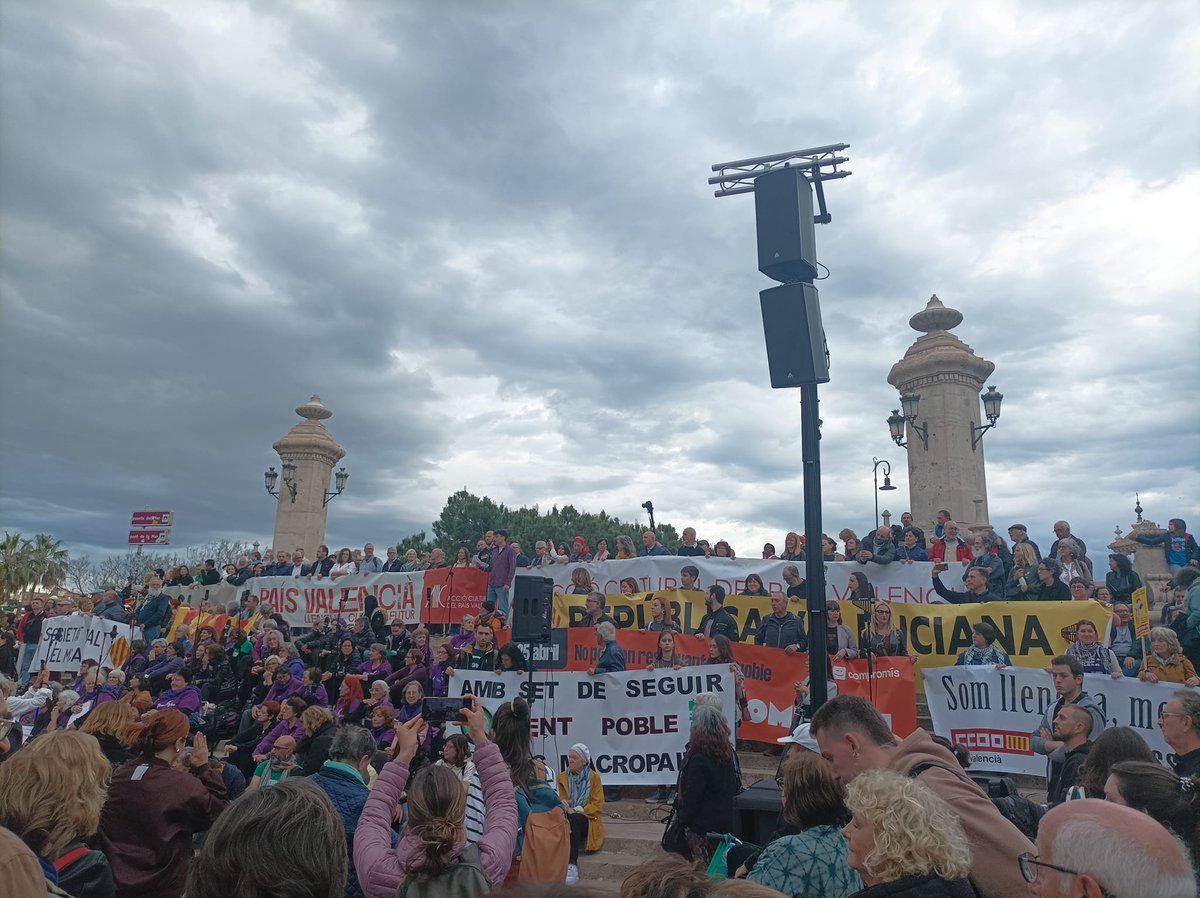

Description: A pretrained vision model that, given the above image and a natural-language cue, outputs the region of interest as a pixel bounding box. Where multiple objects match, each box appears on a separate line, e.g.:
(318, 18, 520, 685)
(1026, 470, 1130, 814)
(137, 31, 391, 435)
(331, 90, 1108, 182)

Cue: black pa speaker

(754, 166, 818, 284)
(760, 282, 830, 387)
(512, 576, 553, 644)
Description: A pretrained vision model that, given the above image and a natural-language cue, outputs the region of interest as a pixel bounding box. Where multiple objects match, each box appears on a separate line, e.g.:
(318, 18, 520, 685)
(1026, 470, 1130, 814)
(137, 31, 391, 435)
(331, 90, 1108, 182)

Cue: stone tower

(270, 395, 346, 557)
(887, 296, 996, 534)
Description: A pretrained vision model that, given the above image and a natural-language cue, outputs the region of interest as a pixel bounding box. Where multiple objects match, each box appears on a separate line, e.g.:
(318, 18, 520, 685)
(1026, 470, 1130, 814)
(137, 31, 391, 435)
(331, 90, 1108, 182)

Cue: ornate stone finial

(1114, 525, 1123, 539)
(909, 294, 965, 334)
(1134, 492, 1143, 522)
(296, 395, 333, 421)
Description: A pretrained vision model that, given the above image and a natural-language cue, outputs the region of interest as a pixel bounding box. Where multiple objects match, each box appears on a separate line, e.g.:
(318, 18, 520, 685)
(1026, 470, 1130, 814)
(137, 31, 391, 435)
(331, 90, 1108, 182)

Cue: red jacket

(930, 538, 971, 563)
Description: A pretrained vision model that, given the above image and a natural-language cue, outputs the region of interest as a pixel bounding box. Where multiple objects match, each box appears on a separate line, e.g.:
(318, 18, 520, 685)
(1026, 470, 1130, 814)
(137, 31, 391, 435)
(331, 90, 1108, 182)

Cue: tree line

(397, 490, 679, 558)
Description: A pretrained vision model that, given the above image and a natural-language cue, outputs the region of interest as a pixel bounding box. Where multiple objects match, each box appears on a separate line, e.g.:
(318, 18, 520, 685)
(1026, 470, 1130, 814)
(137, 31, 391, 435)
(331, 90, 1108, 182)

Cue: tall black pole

(801, 382, 828, 710)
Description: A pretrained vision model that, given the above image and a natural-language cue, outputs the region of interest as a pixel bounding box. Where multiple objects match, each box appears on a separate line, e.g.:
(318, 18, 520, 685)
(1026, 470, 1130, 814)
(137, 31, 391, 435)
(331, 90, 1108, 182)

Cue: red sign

(131, 510, 173, 528)
(128, 529, 171, 545)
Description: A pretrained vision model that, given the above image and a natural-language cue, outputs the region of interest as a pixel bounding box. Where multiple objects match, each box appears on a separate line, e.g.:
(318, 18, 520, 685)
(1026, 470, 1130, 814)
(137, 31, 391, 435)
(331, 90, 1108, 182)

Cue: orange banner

(553, 629, 916, 742)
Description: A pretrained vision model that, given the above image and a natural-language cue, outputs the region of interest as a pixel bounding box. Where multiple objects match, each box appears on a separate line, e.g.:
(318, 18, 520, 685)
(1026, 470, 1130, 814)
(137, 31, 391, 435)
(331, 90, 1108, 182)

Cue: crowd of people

(0, 514, 1197, 897)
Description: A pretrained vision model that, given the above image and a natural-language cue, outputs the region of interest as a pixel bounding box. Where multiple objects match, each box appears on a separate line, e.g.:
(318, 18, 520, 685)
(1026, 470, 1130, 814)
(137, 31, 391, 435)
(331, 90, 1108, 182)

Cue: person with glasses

(1020, 798, 1195, 898)
(859, 602, 906, 658)
(1159, 689, 1200, 779)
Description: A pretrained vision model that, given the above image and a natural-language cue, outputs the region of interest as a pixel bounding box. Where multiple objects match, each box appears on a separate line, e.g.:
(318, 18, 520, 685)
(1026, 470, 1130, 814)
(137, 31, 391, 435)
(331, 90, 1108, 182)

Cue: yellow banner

(553, 591, 1112, 692)
(552, 589, 785, 641)
(887, 600, 1113, 688)
(1131, 586, 1151, 638)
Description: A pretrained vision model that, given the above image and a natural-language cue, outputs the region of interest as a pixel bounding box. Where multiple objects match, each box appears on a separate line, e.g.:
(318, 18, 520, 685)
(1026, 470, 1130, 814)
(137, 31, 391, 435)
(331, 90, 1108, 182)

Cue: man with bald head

(1024, 798, 1195, 897)
(1045, 704, 1092, 805)
(251, 735, 297, 789)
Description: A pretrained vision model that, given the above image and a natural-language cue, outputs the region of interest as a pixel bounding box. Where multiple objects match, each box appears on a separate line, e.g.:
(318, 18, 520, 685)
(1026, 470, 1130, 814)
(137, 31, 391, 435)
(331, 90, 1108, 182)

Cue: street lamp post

(873, 457, 896, 528)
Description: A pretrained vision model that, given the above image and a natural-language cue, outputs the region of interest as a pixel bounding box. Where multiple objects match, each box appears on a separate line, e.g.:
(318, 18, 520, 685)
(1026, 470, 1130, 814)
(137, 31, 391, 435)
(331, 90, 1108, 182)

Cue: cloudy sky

(2, 0, 1197, 564)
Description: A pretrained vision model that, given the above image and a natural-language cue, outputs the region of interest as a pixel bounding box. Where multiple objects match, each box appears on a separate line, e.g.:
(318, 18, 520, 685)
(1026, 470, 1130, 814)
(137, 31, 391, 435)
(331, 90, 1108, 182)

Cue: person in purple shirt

(299, 666, 330, 707)
(253, 696, 308, 760)
(263, 667, 304, 705)
(386, 648, 430, 707)
(154, 668, 203, 714)
(144, 641, 186, 692)
(430, 644, 457, 697)
(97, 668, 128, 704)
(355, 643, 393, 687)
(487, 529, 518, 618)
(449, 615, 477, 655)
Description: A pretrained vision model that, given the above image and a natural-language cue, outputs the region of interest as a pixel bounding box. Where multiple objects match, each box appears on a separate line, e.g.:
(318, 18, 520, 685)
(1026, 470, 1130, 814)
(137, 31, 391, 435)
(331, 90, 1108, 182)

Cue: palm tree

(31, 533, 69, 590)
(0, 532, 36, 599)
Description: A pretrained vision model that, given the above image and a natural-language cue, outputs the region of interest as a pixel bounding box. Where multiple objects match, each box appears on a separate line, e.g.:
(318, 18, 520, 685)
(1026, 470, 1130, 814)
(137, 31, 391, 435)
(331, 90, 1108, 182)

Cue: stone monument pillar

(271, 395, 346, 558)
(887, 296, 996, 533)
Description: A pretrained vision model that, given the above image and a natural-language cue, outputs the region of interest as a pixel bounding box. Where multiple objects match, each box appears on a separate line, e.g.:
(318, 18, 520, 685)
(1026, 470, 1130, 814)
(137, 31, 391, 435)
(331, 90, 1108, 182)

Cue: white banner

(447, 668, 737, 786)
(31, 614, 137, 673)
(517, 556, 940, 603)
(243, 572, 427, 627)
(162, 557, 940, 633)
(924, 665, 1177, 777)
(164, 581, 243, 610)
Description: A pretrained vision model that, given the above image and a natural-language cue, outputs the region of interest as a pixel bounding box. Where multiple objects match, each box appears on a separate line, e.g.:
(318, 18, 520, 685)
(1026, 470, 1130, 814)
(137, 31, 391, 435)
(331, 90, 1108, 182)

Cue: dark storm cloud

(1, 0, 1197, 563)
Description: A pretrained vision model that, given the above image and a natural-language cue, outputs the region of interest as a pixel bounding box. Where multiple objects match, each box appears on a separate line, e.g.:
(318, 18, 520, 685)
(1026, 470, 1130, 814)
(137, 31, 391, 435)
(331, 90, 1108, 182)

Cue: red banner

(552, 629, 916, 742)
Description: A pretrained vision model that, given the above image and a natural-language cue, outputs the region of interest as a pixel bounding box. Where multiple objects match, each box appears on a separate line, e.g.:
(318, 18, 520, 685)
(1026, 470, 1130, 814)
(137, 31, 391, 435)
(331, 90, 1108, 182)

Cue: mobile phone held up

(422, 697, 468, 724)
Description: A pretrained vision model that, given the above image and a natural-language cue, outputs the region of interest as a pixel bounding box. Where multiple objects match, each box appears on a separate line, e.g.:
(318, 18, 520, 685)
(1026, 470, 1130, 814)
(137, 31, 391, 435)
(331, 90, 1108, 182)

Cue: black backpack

(906, 760, 1045, 841)
(396, 844, 490, 898)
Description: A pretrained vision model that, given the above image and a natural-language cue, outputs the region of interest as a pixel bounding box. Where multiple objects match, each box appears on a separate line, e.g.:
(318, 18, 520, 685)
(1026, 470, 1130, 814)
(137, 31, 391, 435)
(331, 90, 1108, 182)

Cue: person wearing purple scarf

(449, 615, 477, 653)
(368, 705, 396, 749)
(430, 644, 457, 697)
(395, 681, 436, 752)
(253, 696, 308, 760)
(384, 648, 429, 703)
(95, 669, 128, 705)
(263, 667, 304, 704)
(153, 669, 203, 714)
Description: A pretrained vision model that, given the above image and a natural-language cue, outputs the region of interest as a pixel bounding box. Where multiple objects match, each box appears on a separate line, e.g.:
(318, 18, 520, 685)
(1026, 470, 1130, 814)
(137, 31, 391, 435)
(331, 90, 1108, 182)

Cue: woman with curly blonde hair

(842, 768, 975, 898)
(0, 729, 114, 897)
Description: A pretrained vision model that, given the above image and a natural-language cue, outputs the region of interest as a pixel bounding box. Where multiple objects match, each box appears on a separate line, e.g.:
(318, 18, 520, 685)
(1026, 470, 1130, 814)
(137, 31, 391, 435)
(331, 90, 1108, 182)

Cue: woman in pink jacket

(353, 695, 518, 897)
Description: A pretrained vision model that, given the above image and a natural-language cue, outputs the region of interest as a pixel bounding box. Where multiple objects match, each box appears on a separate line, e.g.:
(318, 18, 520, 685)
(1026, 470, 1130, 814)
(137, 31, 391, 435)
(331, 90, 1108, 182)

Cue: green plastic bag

(706, 834, 734, 878)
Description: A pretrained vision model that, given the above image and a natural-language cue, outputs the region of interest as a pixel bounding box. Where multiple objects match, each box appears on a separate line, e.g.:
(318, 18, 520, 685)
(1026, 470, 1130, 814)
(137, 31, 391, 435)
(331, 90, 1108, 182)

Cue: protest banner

(924, 664, 1178, 777)
(1131, 586, 1151, 638)
(31, 614, 136, 673)
(213, 568, 489, 629)
(885, 600, 1113, 690)
(447, 668, 738, 786)
(516, 627, 916, 742)
(169, 559, 930, 630)
(521, 557, 939, 603)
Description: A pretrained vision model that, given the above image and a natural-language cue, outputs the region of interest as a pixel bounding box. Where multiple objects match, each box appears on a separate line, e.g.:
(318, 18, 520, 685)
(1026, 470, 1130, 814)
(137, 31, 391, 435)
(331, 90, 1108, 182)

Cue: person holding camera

(354, 696, 518, 898)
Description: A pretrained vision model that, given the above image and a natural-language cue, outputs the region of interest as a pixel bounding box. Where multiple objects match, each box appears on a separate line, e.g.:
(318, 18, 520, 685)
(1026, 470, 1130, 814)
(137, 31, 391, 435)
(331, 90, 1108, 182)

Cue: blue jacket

(135, 593, 170, 629)
(310, 763, 372, 898)
(639, 544, 671, 556)
(1136, 531, 1200, 567)
(595, 640, 626, 673)
(895, 545, 929, 562)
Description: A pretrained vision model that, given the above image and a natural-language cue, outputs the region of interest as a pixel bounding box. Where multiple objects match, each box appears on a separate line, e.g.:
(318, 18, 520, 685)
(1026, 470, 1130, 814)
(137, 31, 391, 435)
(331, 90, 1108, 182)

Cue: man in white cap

(776, 722, 820, 760)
